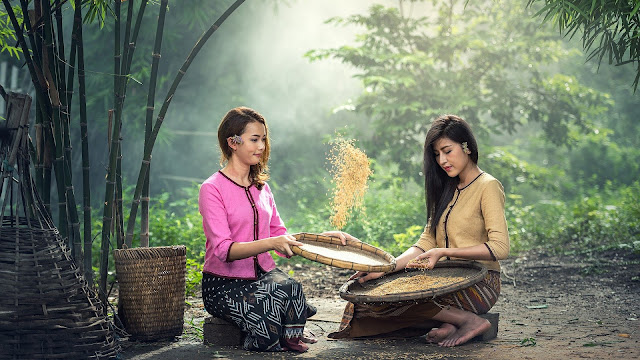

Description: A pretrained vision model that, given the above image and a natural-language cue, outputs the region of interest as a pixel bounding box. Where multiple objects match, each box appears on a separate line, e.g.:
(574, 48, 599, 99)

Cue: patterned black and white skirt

(202, 268, 316, 351)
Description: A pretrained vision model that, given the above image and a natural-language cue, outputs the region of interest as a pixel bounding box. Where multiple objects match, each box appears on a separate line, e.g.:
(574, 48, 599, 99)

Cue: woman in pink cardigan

(199, 106, 356, 352)
(330, 115, 510, 347)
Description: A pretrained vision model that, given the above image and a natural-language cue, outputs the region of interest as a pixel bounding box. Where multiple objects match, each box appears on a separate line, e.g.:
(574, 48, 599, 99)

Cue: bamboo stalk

(21, 1, 50, 209)
(5, 1, 50, 114)
(52, 0, 83, 266)
(100, 149, 114, 311)
(45, 0, 81, 262)
(113, 0, 121, 107)
(120, 0, 135, 85)
(74, 0, 92, 285)
(41, 0, 69, 243)
(54, 0, 67, 108)
(55, 0, 84, 270)
(19, 0, 41, 68)
(125, 0, 246, 246)
(100, 0, 122, 310)
(99, 0, 151, 303)
(43, 120, 53, 215)
(34, 98, 44, 198)
(20, 1, 45, 202)
(140, 0, 169, 248)
(113, 0, 127, 249)
(114, 0, 149, 250)
(65, 0, 78, 109)
(123, 1, 149, 85)
(64, 151, 83, 267)
(116, 131, 124, 247)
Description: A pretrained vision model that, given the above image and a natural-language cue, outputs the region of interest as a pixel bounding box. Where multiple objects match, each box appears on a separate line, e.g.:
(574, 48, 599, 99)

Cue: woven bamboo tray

(339, 260, 487, 304)
(114, 245, 186, 341)
(290, 233, 395, 273)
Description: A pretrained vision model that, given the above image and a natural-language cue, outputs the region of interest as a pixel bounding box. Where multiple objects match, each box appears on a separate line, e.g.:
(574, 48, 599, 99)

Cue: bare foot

(426, 323, 456, 343)
(301, 328, 318, 344)
(282, 338, 309, 352)
(438, 316, 490, 347)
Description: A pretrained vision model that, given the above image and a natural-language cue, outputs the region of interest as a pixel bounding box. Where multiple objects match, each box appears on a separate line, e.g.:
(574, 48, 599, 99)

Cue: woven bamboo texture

(0, 92, 119, 359)
(291, 233, 395, 273)
(113, 245, 186, 341)
(339, 260, 487, 304)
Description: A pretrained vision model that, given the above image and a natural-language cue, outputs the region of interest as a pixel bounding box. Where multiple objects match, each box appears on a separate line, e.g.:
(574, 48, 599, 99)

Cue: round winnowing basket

(291, 233, 395, 273)
(114, 245, 186, 341)
(339, 260, 487, 304)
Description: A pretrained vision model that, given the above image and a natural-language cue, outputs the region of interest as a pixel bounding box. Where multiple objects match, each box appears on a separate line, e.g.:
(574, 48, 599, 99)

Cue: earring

(229, 135, 243, 145)
(462, 142, 471, 154)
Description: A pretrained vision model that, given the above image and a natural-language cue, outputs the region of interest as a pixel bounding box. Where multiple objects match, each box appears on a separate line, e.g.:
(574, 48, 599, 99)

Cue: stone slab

(476, 312, 499, 341)
(203, 317, 243, 346)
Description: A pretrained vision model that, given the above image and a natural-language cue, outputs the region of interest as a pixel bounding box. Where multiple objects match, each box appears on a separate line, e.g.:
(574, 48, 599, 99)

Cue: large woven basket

(340, 260, 487, 304)
(0, 92, 119, 358)
(113, 245, 186, 341)
(291, 233, 395, 272)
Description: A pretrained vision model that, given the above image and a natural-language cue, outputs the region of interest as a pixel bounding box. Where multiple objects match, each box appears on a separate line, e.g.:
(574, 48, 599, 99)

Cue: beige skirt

(329, 270, 501, 338)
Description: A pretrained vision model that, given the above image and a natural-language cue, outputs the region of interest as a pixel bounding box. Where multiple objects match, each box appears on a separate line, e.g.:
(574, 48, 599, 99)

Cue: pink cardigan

(198, 171, 287, 279)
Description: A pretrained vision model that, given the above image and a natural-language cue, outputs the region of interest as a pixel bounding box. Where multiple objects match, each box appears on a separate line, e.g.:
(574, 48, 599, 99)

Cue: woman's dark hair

(423, 114, 478, 235)
(217, 106, 270, 189)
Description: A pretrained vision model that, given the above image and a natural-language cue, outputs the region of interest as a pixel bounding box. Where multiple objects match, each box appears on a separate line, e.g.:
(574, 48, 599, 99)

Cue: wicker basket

(0, 92, 119, 359)
(113, 246, 186, 341)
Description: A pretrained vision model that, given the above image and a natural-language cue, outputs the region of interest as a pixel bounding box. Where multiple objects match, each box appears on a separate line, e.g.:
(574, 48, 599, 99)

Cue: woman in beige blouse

(330, 115, 510, 347)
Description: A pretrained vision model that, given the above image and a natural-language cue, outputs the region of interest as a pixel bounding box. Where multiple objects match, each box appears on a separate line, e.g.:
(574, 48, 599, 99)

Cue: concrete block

(203, 317, 244, 346)
(475, 312, 499, 341)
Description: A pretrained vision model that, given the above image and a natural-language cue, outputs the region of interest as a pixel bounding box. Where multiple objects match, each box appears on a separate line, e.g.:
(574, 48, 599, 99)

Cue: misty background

(1, 0, 638, 266)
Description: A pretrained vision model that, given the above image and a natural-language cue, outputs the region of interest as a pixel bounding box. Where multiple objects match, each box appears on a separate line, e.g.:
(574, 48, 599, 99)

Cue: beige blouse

(414, 172, 510, 272)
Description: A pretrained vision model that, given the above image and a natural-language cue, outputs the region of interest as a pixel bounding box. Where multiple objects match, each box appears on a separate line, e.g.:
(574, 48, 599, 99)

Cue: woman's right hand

(268, 235, 303, 257)
(349, 271, 385, 283)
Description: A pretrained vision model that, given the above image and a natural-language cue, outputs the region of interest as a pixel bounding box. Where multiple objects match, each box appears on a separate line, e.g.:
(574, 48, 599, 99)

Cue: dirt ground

(121, 248, 640, 359)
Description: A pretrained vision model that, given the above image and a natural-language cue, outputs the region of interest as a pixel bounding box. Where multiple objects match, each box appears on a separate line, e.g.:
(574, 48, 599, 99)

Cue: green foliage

(145, 187, 206, 262)
(306, 0, 610, 179)
(532, 73, 612, 145)
(510, 124, 640, 202)
(185, 259, 203, 297)
(87, 185, 206, 284)
(482, 146, 562, 195)
(527, 0, 640, 90)
(568, 129, 640, 189)
(82, 0, 112, 27)
(0, 6, 21, 58)
(388, 225, 424, 257)
(506, 182, 640, 254)
(84, 178, 639, 290)
(340, 179, 425, 256)
(520, 337, 537, 346)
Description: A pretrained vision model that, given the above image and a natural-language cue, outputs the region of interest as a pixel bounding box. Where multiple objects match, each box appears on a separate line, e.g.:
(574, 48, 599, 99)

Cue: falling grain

(328, 138, 372, 230)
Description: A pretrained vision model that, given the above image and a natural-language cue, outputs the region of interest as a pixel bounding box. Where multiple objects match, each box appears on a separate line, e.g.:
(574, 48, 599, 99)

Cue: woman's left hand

(320, 231, 360, 246)
(412, 248, 446, 270)
(349, 270, 385, 283)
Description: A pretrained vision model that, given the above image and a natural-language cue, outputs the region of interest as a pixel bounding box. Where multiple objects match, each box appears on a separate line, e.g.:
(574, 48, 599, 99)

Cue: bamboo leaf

(563, 1, 589, 20)
(631, 1, 640, 18)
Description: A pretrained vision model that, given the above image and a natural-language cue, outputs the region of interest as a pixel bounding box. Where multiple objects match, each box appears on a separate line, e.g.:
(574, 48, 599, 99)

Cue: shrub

(506, 181, 640, 254)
